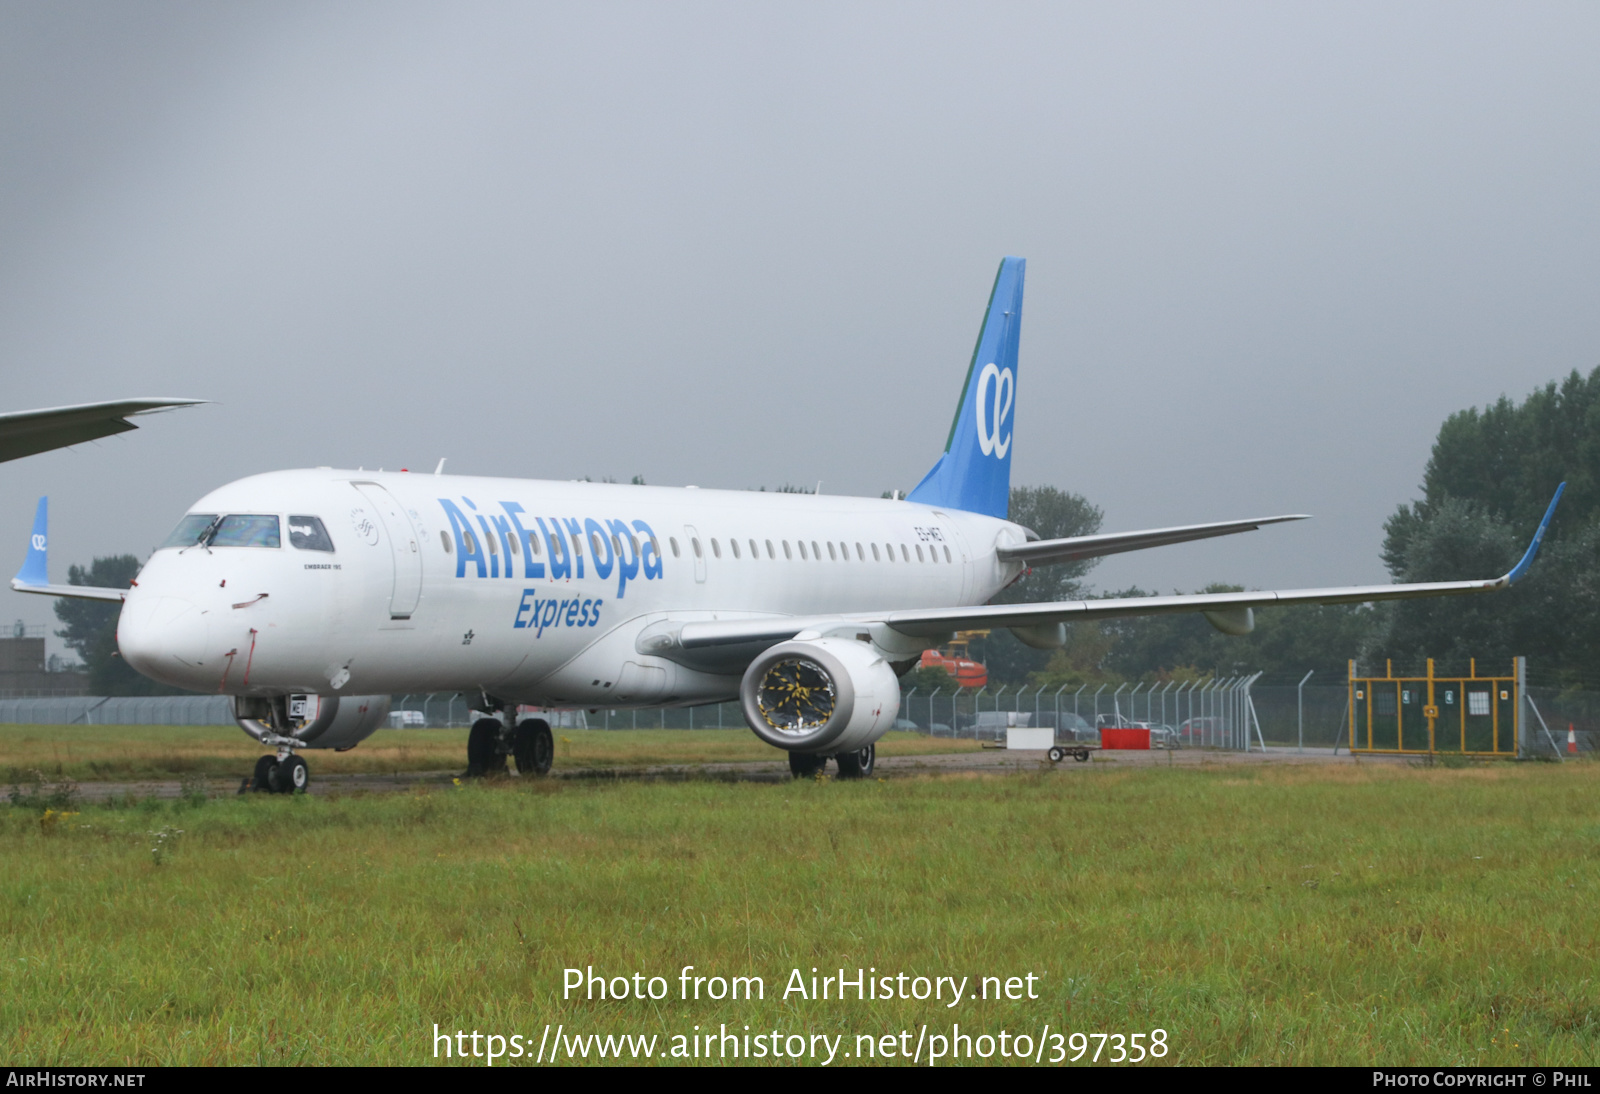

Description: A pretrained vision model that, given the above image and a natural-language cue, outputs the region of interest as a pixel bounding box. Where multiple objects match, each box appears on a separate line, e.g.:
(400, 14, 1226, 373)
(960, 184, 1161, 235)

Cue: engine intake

(740, 638, 899, 754)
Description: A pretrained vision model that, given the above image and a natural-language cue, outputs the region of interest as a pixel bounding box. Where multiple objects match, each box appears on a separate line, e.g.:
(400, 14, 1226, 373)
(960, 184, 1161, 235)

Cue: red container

(1101, 728, 1151, 751)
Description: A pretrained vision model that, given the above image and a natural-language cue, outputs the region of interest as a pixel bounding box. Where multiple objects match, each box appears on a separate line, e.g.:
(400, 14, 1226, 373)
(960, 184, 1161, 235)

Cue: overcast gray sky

(4, 1, 1599, 656)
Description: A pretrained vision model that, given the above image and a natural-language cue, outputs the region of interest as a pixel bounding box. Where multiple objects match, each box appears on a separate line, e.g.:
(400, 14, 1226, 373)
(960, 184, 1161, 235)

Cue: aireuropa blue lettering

(437, 498, 663, 598)
(514, 592, 603, 637)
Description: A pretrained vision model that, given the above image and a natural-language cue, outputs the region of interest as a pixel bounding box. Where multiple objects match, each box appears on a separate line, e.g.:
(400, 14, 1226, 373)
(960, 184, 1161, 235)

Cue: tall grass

(0, 761, 1595, 1065)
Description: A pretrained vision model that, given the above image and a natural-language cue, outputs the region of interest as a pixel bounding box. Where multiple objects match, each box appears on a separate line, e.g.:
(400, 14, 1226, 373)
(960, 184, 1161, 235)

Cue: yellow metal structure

(1347, 658, 1524, 757)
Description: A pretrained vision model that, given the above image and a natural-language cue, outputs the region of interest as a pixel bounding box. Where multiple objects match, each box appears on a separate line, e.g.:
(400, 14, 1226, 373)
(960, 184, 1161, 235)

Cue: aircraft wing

(654, 484, 1565, 665)
(998, 514, 1309, 566)
(9, 497, 128, 601)
(0, 398, 204, 463)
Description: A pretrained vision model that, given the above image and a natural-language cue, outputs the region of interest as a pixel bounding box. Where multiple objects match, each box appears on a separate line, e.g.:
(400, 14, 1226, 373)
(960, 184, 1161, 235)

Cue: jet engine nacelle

(740, 638, 900, 754)
(1202, 607, 1255, 636)
(235, 693, 392, 751)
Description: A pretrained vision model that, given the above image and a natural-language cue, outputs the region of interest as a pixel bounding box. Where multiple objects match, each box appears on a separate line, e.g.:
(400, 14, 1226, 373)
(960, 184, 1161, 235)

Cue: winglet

(14, 496, 48, 588)
(1505, 482, 1565, 584)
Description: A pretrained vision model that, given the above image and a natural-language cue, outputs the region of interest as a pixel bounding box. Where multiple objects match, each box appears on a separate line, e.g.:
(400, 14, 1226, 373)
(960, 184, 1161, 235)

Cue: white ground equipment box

(1006, 726, 1055, 750)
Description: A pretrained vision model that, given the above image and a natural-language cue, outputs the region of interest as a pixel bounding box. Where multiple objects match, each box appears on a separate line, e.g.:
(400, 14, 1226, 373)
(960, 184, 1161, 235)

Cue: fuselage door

(683, 524, 707, 583)
(353, 482, 423, 618)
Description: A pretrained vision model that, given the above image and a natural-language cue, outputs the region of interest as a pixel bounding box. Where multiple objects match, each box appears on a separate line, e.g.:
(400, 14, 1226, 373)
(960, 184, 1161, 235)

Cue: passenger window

(901, 544, 909, 562)
(208, 515, 280, 548)
(943, 545, 952, 563)
(629, 534, 640, 556)
(916, 544, 924, 562)
(507, 534, 518, 555)
(288, 516, 334, 552)
(590, 531, 604, 557)
(856, 542, 864, 560)
(464, 529, 480, 555)
(766, 539, 775, 558)
(730, 539, 741, 559)
(871, 543, 880, 561)
(711, 538, 721, 559)
(670, 537, 680, 557)
(439, 530, 452, 554)
(841, 541, 849, 560)
(649, 536, 659, 556)
(571, 534, 582, 558)
(530, 534, 541, 556)
(798, 541, 808, 560)
(827, 542, 837, 561)
(783, 541, 792, 560)
(486, 531, 498, 556)
(749, 538, 758, 558)
(692, 538, 703, 558)
(811, 540, 821, 560)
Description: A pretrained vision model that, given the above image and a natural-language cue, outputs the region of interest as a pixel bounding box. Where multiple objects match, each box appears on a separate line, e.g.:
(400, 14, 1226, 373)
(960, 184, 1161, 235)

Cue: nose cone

(118, 591, 213, 688)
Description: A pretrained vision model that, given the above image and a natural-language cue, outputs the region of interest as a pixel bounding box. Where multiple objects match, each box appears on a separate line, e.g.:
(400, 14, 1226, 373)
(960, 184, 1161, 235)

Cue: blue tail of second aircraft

(906, 257, 1025, 520)
(15, 497, 48, 588)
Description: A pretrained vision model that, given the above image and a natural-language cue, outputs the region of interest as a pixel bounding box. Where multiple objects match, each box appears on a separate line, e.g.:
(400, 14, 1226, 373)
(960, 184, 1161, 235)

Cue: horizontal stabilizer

(998, 513, 1309, 567)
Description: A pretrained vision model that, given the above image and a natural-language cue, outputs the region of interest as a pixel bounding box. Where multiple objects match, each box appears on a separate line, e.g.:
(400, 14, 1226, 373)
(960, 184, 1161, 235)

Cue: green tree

(1374, 368, 1600, 684)
(978, 485, 1104, 684)
(54, 556, 189, 696)
(1099, 584, 1378, 684)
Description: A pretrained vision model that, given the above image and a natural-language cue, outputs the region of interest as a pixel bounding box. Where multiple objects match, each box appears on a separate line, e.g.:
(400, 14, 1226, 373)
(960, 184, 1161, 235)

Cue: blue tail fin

(15, 497, 48, 587)
(906, 257, 1025, 519)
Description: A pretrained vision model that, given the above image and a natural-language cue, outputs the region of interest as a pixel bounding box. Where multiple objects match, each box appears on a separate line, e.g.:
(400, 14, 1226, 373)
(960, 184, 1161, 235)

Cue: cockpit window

(160, 514, 218, 549)
(210, 515, 281, 548)
(288, 515, 334, 552)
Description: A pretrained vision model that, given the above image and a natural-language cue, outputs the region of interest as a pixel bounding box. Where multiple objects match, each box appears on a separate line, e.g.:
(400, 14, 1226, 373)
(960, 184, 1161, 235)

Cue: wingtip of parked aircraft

(1504, 482, 1566, 585)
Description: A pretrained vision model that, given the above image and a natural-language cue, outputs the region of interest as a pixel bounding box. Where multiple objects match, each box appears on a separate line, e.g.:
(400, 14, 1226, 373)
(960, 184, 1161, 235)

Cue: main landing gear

(249, 750, 309, 794)
(465, 707, 554, 778)
(789, 743, 876, 780)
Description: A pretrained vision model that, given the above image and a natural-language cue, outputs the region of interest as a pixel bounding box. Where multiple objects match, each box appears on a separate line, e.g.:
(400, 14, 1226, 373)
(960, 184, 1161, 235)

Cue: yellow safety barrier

(1347, 657, 1525, 757)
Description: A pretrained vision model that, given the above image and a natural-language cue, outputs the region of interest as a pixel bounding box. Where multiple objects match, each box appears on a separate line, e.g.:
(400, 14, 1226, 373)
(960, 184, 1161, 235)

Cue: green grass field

(0, 725, 982, 782)
(1, 756, 1597, 1066)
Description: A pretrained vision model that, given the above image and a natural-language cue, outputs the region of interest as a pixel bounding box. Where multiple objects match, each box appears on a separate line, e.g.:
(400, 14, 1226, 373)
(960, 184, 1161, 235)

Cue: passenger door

(352, 482, 424, 618)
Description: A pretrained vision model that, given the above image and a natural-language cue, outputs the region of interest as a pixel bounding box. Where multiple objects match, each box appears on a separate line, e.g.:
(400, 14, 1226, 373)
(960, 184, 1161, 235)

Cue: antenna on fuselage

(434, 458, 446, 476)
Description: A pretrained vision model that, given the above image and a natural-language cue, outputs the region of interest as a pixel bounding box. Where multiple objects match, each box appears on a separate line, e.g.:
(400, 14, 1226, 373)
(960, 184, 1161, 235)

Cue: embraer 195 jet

(13, 259, 1563, 792)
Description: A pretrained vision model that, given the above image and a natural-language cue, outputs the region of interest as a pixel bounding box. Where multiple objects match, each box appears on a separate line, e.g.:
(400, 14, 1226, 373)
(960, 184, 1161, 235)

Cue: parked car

(893, 718, 921, 731)
(1178, 717, 1223, 744)
(387, 710, 427, 729)
(1055, 712, 1097, 743)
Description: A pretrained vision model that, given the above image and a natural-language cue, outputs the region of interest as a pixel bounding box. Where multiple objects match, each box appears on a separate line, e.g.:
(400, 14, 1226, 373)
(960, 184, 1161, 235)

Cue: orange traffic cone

(1568, 724, 1578, 754)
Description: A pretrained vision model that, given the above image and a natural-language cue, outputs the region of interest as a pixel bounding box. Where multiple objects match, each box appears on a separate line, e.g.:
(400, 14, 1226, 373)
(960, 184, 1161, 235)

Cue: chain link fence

(0, 681, 1594, 759)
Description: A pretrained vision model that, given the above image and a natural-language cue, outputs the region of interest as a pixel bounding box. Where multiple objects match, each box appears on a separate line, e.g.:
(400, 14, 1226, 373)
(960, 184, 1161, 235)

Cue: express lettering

(513, 591, 603, 637)
(438, 498, 662, 598)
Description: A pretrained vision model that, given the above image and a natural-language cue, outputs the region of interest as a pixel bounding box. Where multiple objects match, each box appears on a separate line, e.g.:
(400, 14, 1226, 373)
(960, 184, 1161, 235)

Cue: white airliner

(12, 259, 1563, 792)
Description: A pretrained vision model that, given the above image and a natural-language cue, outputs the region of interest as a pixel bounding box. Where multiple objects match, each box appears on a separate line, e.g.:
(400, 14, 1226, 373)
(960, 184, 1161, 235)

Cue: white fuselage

(118, 469, 1027, 706)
